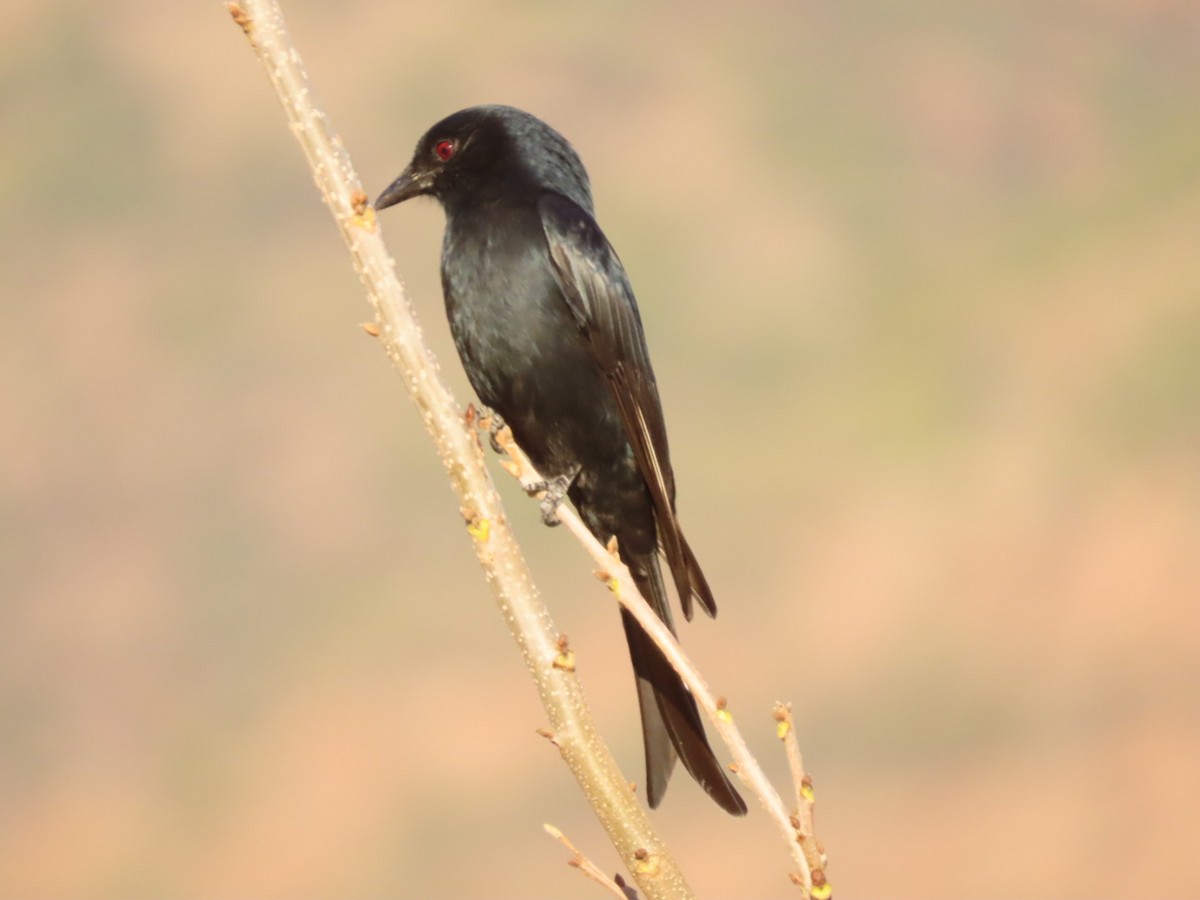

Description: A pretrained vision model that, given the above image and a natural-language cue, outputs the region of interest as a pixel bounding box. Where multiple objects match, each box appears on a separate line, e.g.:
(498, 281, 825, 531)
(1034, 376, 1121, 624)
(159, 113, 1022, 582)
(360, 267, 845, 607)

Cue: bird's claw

(539, 495, 564, 527)
(484, 410, 508, 454)
(527, 470, 577, 527)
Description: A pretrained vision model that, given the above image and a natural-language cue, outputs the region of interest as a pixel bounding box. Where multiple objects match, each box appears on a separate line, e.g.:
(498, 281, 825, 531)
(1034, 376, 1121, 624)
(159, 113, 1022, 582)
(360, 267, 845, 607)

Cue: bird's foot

(526, 468, 579, 527)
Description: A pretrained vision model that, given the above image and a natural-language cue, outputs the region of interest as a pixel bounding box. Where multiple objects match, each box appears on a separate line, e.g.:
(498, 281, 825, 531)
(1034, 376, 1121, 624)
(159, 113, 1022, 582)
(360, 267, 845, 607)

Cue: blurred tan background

(3, 0, 1199, 896)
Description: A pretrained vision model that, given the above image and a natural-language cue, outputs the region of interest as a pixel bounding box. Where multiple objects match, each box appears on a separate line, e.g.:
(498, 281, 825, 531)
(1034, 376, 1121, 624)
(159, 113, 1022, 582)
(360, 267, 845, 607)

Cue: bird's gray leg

(526, 466, 581, 527)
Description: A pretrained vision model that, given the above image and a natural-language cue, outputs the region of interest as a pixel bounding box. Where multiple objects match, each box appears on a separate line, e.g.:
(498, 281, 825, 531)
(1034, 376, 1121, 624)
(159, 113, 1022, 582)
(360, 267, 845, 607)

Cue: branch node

(775, 706, 792, 739)
(553, 633, 576, 671)
(715, 696, 733, 723)
(227, 2, 253, 37)
(349, 189, 376, 230)
(800, 776, 815, 804)
(632, 847, 661, 878)
(464, 515, 490, 543)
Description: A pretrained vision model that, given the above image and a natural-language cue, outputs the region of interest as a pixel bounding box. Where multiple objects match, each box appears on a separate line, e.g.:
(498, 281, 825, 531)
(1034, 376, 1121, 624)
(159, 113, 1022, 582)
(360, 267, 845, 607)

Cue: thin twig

(225, 2, 692, 897)
(494, 428, 816, 893)
(544, 824, 635, 900)
(776, 703, 831, 897)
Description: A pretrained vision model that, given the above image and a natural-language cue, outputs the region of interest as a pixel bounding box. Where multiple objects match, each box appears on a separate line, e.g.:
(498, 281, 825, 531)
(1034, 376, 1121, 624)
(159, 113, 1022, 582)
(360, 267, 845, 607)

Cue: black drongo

(376, 105, 746, 815)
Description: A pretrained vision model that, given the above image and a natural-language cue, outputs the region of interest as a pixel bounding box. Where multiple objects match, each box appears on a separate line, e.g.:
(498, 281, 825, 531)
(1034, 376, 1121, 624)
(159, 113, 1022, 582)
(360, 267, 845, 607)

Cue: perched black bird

(376, 105, 746, 815)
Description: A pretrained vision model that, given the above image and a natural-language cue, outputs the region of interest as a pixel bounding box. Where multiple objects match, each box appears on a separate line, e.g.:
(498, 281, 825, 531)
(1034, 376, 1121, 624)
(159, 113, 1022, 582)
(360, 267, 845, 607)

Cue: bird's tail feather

(623, 561, 747, 815)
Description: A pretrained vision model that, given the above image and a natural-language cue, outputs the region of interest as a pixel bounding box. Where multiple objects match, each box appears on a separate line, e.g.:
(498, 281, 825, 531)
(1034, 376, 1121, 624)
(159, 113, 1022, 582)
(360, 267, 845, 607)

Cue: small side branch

(776, 703, 831, 897)
(544, 824, 637, 900)
(493, 427, 823, 894)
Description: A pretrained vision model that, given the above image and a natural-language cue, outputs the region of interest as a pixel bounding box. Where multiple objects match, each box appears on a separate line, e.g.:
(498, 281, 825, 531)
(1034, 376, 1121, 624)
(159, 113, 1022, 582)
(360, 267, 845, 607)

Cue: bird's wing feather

(538, 191, 715, 619)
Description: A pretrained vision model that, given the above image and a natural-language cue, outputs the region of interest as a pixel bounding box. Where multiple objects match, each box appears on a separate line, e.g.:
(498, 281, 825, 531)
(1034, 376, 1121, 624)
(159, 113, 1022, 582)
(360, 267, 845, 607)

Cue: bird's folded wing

(538, 191, 715, 619)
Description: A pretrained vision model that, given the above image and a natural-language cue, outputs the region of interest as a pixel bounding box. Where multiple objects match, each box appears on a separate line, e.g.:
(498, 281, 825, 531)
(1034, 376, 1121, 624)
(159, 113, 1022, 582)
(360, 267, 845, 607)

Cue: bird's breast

(441, 218, 568, 381)
(440, 211, 626, 474)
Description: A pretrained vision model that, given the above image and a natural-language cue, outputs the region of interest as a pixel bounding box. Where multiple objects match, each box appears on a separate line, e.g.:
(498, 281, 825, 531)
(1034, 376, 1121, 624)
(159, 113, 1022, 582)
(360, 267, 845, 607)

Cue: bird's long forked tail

(622, 565, 747, 816)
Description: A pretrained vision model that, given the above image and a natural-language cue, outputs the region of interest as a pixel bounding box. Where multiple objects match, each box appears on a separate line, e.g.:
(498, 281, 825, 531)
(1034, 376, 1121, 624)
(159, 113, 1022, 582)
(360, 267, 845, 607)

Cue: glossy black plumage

(376, 105, 745, 815)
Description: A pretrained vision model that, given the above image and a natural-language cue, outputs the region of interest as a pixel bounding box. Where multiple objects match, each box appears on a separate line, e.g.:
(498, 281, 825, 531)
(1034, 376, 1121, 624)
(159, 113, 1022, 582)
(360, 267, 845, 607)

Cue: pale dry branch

(226, 2, 691, 897)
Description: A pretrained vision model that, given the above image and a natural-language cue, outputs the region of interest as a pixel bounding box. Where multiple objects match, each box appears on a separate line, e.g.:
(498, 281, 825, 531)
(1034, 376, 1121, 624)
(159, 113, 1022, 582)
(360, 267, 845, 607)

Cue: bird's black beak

(374, 165, 431, 211)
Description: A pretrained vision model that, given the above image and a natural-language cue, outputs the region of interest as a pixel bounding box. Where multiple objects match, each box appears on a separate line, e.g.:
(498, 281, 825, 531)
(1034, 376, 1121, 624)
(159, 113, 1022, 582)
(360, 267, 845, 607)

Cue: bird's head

(374, 105, 593, 215)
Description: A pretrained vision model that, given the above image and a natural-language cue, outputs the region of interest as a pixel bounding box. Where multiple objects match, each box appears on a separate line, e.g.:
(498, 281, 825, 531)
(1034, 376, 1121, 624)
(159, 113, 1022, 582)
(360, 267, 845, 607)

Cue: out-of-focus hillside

(2, 1, 1198, 896)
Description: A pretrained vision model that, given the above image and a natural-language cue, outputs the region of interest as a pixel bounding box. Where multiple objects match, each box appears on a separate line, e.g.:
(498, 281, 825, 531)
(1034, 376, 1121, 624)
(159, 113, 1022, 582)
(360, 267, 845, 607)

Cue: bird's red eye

(434, 139, 456, 162)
